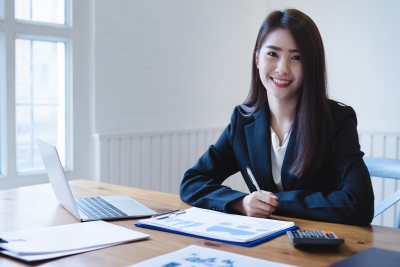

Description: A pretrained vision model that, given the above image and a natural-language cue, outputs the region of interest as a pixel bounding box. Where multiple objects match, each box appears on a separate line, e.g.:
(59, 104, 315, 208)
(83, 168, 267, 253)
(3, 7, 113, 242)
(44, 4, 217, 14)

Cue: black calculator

(286, 230, 344, 246)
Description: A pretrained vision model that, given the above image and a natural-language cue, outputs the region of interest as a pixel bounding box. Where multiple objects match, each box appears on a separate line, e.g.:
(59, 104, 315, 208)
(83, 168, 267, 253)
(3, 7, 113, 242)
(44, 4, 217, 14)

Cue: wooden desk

(0, 180, 399, 267)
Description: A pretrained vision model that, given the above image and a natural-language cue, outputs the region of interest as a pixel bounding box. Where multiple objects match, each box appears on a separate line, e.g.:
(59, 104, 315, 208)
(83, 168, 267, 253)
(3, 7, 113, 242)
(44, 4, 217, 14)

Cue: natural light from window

(0, 0, 4, 20)
(15, 39, 66, 172)
(15, 0, 65, 24)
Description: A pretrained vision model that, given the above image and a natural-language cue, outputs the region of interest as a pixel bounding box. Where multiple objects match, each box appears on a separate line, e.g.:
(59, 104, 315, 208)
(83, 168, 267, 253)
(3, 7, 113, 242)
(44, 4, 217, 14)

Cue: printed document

(138, 207, 295, 243)
(129, 245, 297, 267)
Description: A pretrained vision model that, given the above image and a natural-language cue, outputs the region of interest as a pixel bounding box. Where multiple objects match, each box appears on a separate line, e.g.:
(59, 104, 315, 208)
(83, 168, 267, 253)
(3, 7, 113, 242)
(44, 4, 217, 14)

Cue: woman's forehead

(262, 29, 298, 51)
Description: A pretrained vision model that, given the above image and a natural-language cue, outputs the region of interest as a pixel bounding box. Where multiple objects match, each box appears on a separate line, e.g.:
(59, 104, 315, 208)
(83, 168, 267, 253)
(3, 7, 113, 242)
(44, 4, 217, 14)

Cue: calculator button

(308, 231, 316, 237)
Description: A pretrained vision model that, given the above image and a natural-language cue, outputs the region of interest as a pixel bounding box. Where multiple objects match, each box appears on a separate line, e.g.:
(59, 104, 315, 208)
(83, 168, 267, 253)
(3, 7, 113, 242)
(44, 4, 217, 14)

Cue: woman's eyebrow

(266, 45, 298, 52)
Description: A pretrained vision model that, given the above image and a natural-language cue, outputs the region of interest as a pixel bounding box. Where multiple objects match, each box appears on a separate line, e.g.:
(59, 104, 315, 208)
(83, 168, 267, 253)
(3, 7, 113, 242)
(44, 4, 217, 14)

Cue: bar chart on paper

(137, 207, 295, 243)
(130, 245, 297, 267)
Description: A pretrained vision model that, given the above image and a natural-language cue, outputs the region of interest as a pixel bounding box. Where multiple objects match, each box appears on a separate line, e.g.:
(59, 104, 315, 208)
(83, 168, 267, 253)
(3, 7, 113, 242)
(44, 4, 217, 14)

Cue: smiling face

(256, 29, 303, 102)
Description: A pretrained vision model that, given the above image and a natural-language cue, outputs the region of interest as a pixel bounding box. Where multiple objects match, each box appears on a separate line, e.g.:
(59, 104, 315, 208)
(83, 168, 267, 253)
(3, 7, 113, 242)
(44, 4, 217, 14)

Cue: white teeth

(272, 78, 291, 84)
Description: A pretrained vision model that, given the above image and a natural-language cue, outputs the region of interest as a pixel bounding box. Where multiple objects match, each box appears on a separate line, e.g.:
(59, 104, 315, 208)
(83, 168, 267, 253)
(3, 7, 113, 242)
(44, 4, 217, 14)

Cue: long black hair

(243, 9, 334, 177)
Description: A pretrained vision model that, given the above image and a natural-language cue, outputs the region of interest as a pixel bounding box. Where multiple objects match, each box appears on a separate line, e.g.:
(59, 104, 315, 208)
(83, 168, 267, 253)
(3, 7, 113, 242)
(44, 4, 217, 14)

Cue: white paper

(138, 207, 294, 243)
(129, 245, 298, 267)
(0, 221, 150, 255)
(0, 244, 110, 262)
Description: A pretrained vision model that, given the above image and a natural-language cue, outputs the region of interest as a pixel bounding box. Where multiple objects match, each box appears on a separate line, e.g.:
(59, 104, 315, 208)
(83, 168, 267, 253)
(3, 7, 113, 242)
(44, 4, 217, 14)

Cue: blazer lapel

(281, 114, 299, 191)
(244, 106, 279, 193)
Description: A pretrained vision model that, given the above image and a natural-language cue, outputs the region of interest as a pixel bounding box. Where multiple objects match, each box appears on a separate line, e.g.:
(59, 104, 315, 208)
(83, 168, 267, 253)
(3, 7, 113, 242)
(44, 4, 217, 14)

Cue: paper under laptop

(0, 221, 150, 261)
(36, 138, 157, 222)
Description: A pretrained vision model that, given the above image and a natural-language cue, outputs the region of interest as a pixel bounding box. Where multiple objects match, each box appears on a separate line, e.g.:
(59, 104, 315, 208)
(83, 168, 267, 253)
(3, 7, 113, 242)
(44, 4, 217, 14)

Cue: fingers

(244, 206, 274, 218)
(258, 191, 279, 208)
(255, 202, 276, 214)
(261, 190, 279, 200)
(254, 207, 272, 217)
(242, 192, 278, 218)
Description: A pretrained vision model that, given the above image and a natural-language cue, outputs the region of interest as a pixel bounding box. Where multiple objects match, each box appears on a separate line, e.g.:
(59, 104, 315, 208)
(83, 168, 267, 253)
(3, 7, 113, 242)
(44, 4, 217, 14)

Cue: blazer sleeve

(273, 106, 375, 225)
(180, 107, 248, 212)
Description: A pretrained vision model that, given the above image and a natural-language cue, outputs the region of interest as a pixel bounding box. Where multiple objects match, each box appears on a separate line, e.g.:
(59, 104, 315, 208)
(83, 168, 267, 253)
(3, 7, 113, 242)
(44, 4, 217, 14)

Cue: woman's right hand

(230, 191, 279, 218)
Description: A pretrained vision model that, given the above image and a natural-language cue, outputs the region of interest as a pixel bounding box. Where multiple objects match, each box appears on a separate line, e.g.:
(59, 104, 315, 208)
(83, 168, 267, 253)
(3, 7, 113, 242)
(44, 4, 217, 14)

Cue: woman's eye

(292, 55, 300, 60)
(267, 52, 278, 57)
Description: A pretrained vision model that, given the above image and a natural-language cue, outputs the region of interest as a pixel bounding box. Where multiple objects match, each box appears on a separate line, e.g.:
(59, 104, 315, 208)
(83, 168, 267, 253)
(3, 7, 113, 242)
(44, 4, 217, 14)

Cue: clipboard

(135, 223, 299, 247)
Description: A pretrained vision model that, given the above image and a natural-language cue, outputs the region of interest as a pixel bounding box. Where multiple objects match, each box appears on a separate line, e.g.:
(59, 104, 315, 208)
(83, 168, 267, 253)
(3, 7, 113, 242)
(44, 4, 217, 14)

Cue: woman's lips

(271, 77, 292, 88)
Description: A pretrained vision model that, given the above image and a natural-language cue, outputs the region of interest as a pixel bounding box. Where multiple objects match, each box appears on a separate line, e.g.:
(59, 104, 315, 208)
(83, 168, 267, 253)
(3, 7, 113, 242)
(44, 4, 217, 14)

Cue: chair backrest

(363, 156, 400, 228)
(364, 157, 400, 179)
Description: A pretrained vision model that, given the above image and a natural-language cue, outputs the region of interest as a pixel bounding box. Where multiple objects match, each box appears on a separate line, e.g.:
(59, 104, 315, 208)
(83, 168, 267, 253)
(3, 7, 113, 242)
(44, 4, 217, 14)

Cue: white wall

(269, 0, 400, 133)
(94, 0, 269, 134)
(94, 0, 400, 135)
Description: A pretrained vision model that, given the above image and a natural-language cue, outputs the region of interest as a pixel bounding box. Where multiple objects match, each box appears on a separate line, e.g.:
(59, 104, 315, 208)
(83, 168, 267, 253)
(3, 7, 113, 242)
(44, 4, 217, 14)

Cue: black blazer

(180, 102, 374, 225)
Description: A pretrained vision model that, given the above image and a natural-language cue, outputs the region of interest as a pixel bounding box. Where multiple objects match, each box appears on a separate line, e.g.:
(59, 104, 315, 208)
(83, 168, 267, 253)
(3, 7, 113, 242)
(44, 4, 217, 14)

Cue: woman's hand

(229, 191, 279, 218)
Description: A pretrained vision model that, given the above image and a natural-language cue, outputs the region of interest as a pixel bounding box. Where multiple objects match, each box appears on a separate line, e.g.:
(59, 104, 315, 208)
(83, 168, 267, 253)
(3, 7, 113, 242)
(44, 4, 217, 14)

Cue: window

(0, 32, 4, 176)
(0, 0, 90, 190)
(15, 0, 65, 24)
(12, 0, 71, 175)
(0, 0, 4, 21)
(15, 38, 67, 171)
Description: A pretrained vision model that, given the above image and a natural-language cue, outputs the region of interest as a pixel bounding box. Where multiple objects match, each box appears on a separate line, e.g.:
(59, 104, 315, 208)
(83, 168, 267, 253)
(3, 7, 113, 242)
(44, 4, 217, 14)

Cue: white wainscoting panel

(359, 132, 400, 228)
(93, 127, 249, 196)
(93, 129, 400, 228)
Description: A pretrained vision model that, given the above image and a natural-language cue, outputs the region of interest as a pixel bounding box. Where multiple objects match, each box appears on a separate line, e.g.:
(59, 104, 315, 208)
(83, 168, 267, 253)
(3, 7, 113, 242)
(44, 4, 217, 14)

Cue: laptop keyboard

(75, 197, 128, 219)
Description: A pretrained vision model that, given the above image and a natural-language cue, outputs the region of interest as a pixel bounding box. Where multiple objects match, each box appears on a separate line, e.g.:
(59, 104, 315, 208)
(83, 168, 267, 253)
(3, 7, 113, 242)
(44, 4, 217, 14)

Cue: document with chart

(129, 245, 297, 267)
(137, 207, 295, 243)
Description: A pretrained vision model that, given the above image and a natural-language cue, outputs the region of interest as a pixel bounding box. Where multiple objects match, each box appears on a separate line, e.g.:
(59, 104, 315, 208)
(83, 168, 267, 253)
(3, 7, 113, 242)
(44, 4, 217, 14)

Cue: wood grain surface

(0, 180, 399, 267)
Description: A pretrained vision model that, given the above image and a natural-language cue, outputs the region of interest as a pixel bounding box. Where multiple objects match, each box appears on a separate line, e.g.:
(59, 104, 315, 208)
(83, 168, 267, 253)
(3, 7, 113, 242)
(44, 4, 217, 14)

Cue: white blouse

(270, 127, 292, 192)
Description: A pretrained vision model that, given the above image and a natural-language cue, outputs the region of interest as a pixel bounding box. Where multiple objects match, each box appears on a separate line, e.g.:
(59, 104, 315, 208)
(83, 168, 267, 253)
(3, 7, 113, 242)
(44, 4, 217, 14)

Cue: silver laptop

(36, 137, 157, 222)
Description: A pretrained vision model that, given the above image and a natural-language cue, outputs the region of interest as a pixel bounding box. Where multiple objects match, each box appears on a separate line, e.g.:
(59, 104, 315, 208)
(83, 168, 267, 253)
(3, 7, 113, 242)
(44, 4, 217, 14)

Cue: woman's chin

(266, 90, 299, 102)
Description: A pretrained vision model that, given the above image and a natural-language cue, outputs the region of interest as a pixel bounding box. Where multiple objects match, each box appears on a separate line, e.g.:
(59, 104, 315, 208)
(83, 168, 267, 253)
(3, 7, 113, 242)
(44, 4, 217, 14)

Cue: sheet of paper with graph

(129, 245, 297, 267)
(137, 207, 295, 243)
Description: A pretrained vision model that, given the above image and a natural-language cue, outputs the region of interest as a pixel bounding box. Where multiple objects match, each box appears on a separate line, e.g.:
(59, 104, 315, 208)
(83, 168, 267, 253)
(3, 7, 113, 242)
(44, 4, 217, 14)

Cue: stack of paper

(129, 245, 298, 267)
(137, 207, 295, 243)
(0, 221, 150, 262)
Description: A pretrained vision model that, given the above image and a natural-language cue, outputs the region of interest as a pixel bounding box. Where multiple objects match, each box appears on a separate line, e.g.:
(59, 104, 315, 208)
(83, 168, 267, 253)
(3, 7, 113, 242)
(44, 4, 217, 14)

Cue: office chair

(363, 156, 400, 228)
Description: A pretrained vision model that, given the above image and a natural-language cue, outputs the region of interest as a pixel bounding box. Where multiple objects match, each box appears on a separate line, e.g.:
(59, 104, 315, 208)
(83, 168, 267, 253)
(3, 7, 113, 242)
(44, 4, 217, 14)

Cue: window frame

(0, 0, 90, 190)
(0, 32, 7, 178)
(0, 0, 4, 20)
(15, 34, 73, 175)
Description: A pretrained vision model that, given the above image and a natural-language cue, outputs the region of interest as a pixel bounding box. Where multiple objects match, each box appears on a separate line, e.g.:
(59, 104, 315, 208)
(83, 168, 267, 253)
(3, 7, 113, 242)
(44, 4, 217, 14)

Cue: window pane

(0, 0, 4, 20)
(16, 105, 32, 171)
(15, 0, 65, 24)
(33, 105, 61, 168)
(15, 39, 66, 172)
(15, 39, 31, 104)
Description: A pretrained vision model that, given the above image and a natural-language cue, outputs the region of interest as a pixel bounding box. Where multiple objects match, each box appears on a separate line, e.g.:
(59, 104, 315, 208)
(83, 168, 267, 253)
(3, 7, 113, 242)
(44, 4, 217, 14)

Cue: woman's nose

(275, 59, 290, 75)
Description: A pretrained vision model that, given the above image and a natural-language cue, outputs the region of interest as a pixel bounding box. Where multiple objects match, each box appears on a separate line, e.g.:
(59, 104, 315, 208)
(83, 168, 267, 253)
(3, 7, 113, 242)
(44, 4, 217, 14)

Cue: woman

(180, 9, 374, 225)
